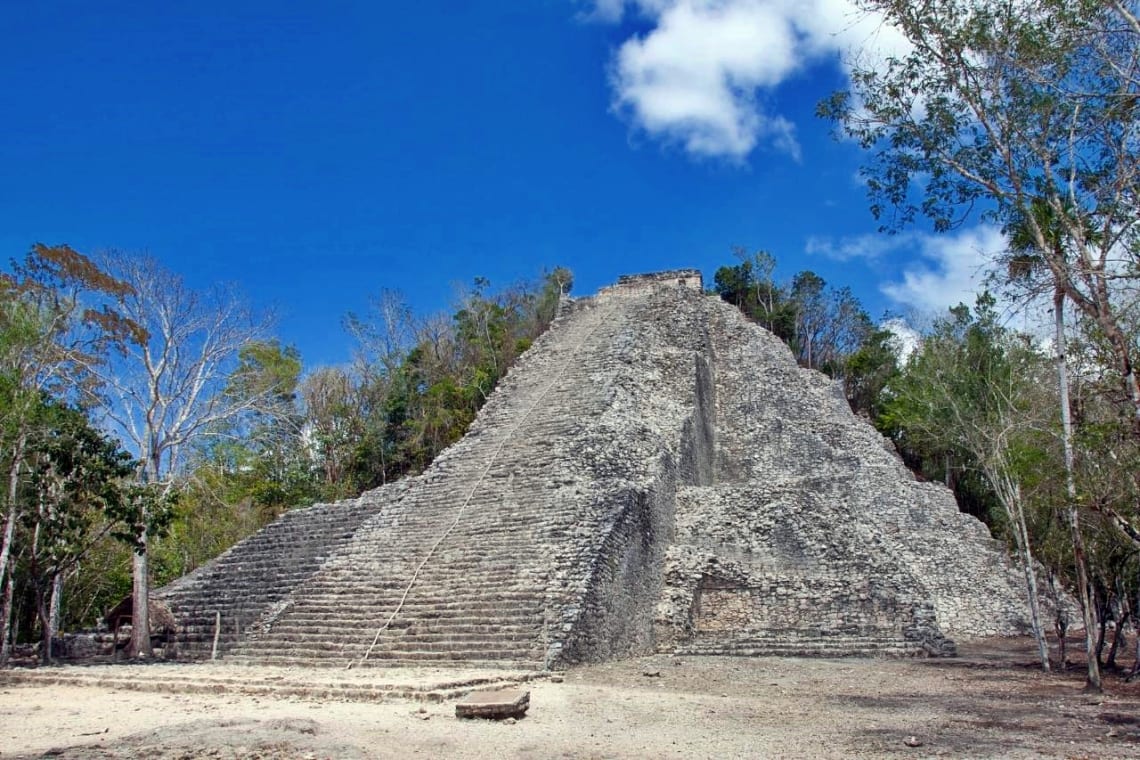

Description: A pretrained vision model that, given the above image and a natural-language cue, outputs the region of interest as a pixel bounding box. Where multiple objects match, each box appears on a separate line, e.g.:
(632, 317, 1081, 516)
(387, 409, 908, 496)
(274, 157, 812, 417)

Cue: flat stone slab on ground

(455, 689, 530, 719)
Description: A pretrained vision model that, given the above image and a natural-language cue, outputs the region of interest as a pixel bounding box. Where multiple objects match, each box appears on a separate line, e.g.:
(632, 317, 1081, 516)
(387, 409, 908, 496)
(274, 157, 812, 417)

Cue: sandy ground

(2, 639, 1139, 759)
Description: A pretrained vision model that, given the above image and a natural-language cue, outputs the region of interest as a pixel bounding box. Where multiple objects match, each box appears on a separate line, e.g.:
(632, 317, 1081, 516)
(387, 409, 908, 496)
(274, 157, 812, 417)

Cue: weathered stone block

(455, 689, 530, 720)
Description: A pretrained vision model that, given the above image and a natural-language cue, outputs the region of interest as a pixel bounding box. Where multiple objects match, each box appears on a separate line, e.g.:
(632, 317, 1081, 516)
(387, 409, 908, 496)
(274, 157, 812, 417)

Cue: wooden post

(211, 612, 221, 661)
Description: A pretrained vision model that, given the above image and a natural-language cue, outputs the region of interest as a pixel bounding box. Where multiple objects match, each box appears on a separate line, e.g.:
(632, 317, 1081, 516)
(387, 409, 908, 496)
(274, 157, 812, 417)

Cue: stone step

(675, 644, 919, 658)
(251, 627, 540, 646)
(239, 636, 542, 656)
(673, 635, 919, 657)
(272, 589, 543, 606)
(250, 618, 541, 638)
(275, 601, 545, 618)
(231, 638, 540, 660)
(260, 619, 540, 635)
(0, 668, 537, 703)
(380, 631, 542, 646)
(293, 575, 539, 592)
(232, 641, 542, 660)
(348, 647, 542, 661)
(223, 654, 543, 670)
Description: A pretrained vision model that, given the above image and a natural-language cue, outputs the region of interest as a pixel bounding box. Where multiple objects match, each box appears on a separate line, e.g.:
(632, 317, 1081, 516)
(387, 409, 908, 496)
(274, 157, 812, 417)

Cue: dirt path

(2, 639, 1139, 759)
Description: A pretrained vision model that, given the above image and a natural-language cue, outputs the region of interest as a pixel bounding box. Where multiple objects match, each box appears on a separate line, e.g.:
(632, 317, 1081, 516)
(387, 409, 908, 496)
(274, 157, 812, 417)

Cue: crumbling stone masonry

(155, 270, 1033, 668)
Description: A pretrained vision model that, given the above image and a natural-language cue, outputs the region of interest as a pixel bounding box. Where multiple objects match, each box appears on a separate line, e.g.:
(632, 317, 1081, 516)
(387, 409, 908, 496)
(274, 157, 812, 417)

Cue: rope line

(352, 300, 613, 668)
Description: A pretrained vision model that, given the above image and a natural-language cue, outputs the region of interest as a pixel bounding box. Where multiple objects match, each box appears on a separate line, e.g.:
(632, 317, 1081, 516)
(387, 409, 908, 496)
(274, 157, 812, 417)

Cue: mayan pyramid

(154, 270, 1033, 668)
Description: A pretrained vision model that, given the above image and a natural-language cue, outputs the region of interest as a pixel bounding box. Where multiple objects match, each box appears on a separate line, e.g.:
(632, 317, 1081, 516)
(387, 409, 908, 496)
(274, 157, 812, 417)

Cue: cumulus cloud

(879, 225, 1006, 314)
(592, 0, 911, 160)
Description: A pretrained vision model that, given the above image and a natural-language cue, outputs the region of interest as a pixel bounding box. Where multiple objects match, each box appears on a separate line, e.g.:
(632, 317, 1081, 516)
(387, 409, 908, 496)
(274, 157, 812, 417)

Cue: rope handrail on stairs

(351, 300, 615, 668)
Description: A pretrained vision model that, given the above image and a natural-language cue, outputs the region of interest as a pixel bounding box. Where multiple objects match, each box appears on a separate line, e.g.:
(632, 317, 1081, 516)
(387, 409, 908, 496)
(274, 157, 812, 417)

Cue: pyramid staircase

(161, 294, 650, 668)
(155, 497, 383, 658)
(154, 271, 1036, 670)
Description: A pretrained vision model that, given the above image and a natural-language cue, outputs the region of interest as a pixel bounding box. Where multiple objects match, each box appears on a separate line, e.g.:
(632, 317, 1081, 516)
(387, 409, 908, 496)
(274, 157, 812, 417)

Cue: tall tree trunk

(0, 434, 25, 666)
(1106, 610, 1124, 670)
(36, 571, 64, 664)
(130, 526, 152, 658)
(47, 572, 62, 662)
(994, 472, 1050, 671)
(1095, 586, 1109, 664)
(0, 539, 13, 668)
(0, 574, 13, 665)
(1015, 493, 1050, 672)
(37, 580, 50, 664)
(130, 450, 160, 659)
(1132, 586, 1140, 681)
(1049, 570, 1069, 669)
(1055, 292, 1102, 691)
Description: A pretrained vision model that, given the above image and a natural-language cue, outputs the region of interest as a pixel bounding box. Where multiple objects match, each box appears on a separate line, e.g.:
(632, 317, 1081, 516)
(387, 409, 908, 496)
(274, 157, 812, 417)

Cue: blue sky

(1, 0, 1001, 368)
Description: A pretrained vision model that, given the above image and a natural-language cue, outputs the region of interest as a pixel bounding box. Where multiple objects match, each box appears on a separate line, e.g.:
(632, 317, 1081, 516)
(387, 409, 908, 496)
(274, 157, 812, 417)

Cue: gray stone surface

(155, 271, 1034, 669)
(455, 689, 530, 719)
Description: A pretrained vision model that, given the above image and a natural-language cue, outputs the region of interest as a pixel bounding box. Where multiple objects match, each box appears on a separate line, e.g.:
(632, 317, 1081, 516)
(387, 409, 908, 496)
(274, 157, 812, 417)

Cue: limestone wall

(556, 482, 674, 663)
(598, 269, 704, 297)
(154, 271, 1035, 669)
(542, 285, 716, 664)
(651, 294, 1034, 657)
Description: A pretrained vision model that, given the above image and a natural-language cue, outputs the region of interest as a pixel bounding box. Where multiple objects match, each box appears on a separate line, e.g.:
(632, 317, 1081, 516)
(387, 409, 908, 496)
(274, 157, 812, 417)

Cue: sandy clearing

(2, 639, 1139, 759)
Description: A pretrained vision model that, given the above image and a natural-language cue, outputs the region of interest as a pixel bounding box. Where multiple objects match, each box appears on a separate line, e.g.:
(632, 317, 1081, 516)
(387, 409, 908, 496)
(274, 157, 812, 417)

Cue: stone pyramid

(155, 271, 1032, 668)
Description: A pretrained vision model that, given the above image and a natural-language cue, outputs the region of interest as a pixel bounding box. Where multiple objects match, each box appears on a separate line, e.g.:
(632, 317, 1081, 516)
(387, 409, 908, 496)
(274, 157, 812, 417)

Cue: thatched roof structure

(103, 596, 176, 633)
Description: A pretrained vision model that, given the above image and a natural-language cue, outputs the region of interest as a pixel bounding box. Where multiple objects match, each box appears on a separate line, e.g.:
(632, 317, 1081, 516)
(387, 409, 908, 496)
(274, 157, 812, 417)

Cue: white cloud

(881, 317, 920, 364)
(880, 225, 1006, 314)
(812, 226, 1061, 333)
(592, 0, 912, 160)
(805, 232, 908, 262)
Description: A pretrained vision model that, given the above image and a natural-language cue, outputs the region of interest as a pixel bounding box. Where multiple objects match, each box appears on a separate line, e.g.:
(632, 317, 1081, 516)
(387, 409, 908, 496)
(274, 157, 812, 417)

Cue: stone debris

(152, 270, 1036, 669)
(455, 689, 530, 720)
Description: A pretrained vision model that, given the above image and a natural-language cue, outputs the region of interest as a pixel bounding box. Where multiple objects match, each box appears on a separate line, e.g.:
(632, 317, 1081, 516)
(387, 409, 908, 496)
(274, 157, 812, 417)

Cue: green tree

(300, 366, 364, 497)
(534, 266, 574, 328)
(1002, 201, 1107, 686)
(882, 294, 1055, 670)
(154, 340, 316, 584)
(20, 400, 134, 662)
(713, 252, 873, 386)
(91, 254, 273, 658)
(0, 243, 135, 664)
(844, 327, 901, 419)
(820, 0, 1140, 692)
(712, 251, 796, 341)
(220, 340, 312, 512)
(821, 0, 1140, 433)
(334, 270, 573, 491)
